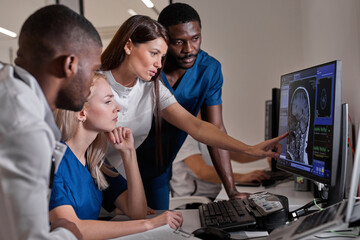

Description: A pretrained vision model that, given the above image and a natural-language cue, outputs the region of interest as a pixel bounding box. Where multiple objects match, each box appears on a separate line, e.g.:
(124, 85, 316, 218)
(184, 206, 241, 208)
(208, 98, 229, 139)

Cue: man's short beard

(173, 53, 198, 70)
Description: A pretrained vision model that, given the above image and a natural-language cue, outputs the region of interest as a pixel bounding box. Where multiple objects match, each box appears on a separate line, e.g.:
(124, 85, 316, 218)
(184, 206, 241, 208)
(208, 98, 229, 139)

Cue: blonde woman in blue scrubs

(49, 73, 182, 239)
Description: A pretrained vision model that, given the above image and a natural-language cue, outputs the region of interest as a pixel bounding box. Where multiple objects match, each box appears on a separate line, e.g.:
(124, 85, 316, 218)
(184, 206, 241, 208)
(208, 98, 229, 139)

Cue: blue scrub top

(136, 49, 224, 179)
(49, 145, 103, 220)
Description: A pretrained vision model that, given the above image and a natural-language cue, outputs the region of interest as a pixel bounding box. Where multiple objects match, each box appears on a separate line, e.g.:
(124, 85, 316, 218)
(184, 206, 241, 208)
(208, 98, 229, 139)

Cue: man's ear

(63, 55, 79, 78)
(124, 38, 133, 55)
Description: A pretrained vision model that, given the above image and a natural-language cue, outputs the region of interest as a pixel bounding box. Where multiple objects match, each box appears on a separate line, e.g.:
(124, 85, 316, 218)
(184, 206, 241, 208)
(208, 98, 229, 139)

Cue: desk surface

(177, 206, 353, 240)
(217, 180, 314, 212)
(112, 209, 201, 234)
(217, 159, 315, 211)
(178, 209, 201, 233)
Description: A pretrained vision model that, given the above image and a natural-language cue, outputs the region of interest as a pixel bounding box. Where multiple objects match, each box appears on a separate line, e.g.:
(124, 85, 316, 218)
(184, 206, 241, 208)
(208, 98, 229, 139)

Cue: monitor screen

(277, 61, 342, 186)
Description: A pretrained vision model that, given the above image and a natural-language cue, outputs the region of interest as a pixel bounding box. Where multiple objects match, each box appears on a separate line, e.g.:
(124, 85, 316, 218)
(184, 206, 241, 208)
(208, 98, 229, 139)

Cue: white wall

(1, 0, 359, 143)
(177, 0, 360, 144)
(0, 0, 56, 63)
(0, 39, 16, 63)
(300, 0, 360, 133)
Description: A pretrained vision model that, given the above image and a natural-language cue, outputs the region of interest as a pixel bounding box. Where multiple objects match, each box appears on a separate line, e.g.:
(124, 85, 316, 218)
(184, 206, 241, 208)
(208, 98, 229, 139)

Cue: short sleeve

(159, 80, 177, 110)
(102, 173, 128, 212)
(49, 174, 72, 211)
(204, 62, 223, 107)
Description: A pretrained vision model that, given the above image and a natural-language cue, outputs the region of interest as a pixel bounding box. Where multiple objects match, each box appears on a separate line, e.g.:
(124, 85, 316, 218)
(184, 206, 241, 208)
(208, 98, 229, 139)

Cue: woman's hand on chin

(107, 127, 135, 152)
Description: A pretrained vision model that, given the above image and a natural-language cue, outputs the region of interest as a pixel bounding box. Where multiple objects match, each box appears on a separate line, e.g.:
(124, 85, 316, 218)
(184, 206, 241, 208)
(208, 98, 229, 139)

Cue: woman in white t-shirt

(100, 15, 287, 210)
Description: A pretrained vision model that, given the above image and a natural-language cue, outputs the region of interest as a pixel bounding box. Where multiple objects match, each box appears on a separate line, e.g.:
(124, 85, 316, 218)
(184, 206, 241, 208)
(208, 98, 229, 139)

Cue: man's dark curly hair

(158, 2, 201, 29)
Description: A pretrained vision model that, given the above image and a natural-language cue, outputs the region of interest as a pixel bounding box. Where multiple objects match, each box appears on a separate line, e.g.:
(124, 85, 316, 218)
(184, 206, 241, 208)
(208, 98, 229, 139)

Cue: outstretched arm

(229, 151, 261, 163)
(162, 103, 287, 198)
(161, 102, 288, 160)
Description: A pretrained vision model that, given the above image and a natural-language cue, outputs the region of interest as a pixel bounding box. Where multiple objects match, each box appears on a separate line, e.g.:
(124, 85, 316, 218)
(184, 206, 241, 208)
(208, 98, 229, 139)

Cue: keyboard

(198, 192, 289, 232)
(198, 198, 257, 231)
(260, 170, 293, 187)
(265, 170, 293, 181)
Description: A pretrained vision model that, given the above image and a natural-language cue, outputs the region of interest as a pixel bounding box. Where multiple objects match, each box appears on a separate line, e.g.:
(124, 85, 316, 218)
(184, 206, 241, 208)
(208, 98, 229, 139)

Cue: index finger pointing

(270, 132, 289, 143)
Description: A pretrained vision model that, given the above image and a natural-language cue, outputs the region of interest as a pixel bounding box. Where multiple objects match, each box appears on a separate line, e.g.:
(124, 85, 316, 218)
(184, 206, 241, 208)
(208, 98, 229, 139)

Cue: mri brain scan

(287, 87, 310, 164)
(316, 77, 332, 118)
(320, 88, 327, 111)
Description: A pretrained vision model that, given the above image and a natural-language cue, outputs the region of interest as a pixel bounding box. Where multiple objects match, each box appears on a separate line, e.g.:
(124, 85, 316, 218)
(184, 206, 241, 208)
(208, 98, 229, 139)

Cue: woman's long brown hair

(101, 15, 169, 168)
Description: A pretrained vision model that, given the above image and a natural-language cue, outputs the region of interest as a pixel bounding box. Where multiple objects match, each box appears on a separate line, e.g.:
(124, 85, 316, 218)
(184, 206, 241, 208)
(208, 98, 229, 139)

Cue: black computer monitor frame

(277, 60, 343, 204)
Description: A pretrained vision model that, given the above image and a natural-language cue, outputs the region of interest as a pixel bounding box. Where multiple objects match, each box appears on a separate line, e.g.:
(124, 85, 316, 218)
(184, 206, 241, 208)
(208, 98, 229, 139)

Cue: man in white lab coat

(0, 5, 102, 239)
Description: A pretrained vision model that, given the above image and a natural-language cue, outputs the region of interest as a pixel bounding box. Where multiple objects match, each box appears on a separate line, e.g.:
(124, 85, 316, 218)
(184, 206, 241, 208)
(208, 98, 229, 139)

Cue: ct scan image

(316, 77, 333, 118)
(287, 77, 316, 165)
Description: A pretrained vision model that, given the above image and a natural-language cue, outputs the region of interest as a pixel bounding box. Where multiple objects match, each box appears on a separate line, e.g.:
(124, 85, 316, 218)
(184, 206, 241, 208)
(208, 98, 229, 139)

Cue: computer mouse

(192, 227, 231, 240)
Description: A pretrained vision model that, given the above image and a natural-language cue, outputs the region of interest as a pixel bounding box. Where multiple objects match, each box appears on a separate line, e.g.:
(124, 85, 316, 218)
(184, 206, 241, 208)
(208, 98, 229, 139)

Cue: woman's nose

(114, 103, 121, 112)
(154, 57, 162, 68)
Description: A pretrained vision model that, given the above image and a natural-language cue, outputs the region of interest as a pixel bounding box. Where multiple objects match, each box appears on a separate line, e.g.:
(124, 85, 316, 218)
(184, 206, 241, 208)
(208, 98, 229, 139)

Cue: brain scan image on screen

(287, 86, 310, 164)
(316, 77, 333, 118)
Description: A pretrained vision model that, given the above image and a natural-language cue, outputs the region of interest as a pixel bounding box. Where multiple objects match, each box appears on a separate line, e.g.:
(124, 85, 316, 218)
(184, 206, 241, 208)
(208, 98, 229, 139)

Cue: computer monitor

(277, 60, 344, 205)
(271, 88, 281, 140)
(265, 88, 283, 171)
(265, 100, 272, 141)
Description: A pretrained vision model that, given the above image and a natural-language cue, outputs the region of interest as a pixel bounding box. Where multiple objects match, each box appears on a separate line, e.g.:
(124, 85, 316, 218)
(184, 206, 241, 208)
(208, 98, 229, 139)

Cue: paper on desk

(230, 230, 268, 240)
(111, 225, 200, 240)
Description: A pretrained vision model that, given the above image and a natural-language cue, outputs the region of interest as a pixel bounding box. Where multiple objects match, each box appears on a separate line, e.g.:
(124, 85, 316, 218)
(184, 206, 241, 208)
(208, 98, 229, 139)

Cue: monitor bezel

(277, 60, 342, 186)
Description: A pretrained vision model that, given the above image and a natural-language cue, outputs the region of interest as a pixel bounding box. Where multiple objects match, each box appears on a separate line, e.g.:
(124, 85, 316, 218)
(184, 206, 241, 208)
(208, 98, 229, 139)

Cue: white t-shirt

(104, 70, 176, 172)
(170, 135, 222, 199)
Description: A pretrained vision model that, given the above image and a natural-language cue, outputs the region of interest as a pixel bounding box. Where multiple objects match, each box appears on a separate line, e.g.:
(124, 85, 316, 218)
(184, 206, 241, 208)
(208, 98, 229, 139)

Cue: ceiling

(0, 0, 171, 41)
(85, 0, 170, 40)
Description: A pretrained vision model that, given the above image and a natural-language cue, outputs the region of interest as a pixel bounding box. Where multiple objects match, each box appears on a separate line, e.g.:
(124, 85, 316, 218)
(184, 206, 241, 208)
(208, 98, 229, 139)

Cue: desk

(178, 209, 201, 233)
(112, 210, 268, 239)
(217, 180, 314, 212)
(113, 209, 356, 239)
(179, 210, 269, 239)
(217, 159, 315, 211)
(112, 160, 323, 239)
(112, 209, 201, 233)
(178, 209, 356, 240)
